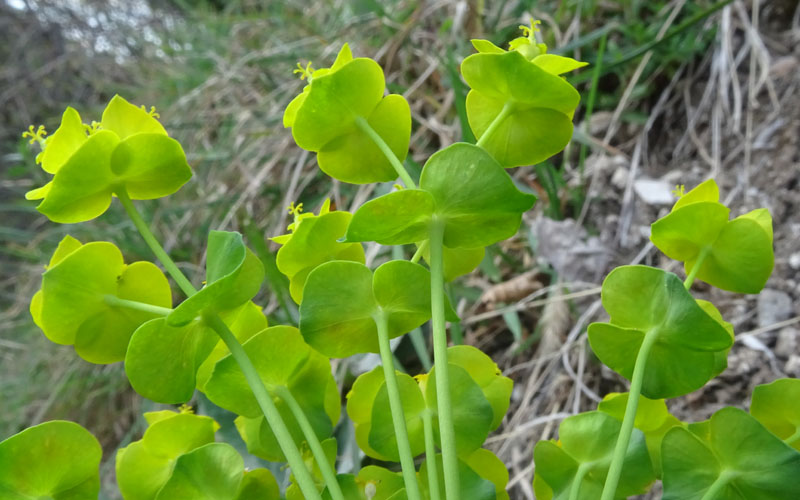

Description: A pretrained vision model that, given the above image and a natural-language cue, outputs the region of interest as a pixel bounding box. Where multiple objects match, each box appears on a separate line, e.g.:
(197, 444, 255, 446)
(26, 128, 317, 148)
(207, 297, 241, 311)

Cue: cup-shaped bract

(597, 392, 683, 477)
(284, 44, 411, 184)
(532, 411, 655, 500)
(587, 265, 733, 399)
(284, 438, 338, 500)
(299, 260, 458, 358)
(314, 466, 405, 500)
(0, 420, 101, 500)
(346, 346, 510, 462)
(661, 407, 800, 500)
(750, 378, 800, 451)
(345, 143, 536, 248)
(650, 179, 774, 294)
(272, 199, 365, 303)
(116, 410, 279, 500)
(167, 231, 264, 326)
(419, 449, 510, 500)
(31, 235, 172, 364)
(26, 96, 192, 223)
(461, 37, 583, 167)
(205, 326, 340, 462)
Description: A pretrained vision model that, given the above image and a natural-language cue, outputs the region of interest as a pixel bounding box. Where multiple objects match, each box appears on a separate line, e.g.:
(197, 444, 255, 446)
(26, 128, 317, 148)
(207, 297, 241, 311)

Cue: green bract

(285, 438, 338, 499)
(533, 411, 655, 500)
(461, 42, 582, 167)
(26, 95, 192, 223)
(284, 44, 411, 184)
(206, 326, 340, 461)
(750, 378, 800, 451)
(650, 179, 774, 293)
(272, 199, 365, 303)
(661, 407, 800, 500)
(0, 421, 101, 500)
(346, 143, 536, 248)
(299, 260, 457, 357)
(346, 346, 510, 461)
(587, 265, 733, 398)
(168, 231, 264, 326)
(419, 450, 510, 500)
(31, 235, 171, 364)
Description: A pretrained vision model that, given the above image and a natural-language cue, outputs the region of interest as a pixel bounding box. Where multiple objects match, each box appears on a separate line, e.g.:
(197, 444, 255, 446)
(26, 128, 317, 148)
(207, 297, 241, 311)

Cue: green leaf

(696, 299, 734, 378)
(110, 133, 192, 199)
(39, 107, 88, 174)
(235, 468, 280, 500)
(750, 378, 800, 451)
(101, 94, 167, 139)
(598, 392, 683, 477)
(34, 237, 171, 364)
(155, 443, 243, 500)
(368, 370, 427, 460)
(533, 411, 655, 499)
(662, 407, 800, 500)
(422, 244, 485, 282)
(346, 367, 395, 461)
(446, 345, 513, 430)
(206, 327, 339, 461)
(0, 421, 101, 500)
(116, 411, 219, 500)
(461, 448, 511, 500)
(418, 454, 497, 500)
(356, 466, 406, 500)
(169, 231, 264, 326)
(471, 39, 505, 54)
(461, 51, 580, 167)
(531, 54, 589, 75)
(274, 209, 365, 303)
(300, 260, 457, 358)
(673, 178, 719, 210)
(587, 266, 732, 398)
(345, 189, 436, 245)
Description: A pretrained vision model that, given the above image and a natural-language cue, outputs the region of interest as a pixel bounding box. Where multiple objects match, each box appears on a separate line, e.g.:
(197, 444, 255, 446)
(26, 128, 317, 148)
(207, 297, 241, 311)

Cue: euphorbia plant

(6, 20, 797, 500)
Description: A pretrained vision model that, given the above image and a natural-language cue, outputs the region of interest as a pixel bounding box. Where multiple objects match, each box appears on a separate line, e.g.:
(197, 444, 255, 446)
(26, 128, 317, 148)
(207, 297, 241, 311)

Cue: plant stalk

(411, 240, 429, 264)
(476, 102, 513, 149)
(274, 386, 345, 500)
(115, 188, 196, 298)
(354, 116, 416, 189)
(569, 463, 591, 500)
(428, 218, 460, 499)
(103, 295, 173, 317)
(700, 470, 737, 500)
(205, 314, 324, 500)
(684, 246, 712, 290)
(422, 408, 442, 500)
(600, 329, 659, 500)
(375, 312, 423, 500)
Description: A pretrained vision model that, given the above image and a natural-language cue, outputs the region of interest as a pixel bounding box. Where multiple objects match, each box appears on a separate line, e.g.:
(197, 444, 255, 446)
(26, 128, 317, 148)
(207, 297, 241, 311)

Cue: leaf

(421, 244, 485, 282)
(110, 133, 192, 199)
(418, 454, 498, 500)
(300, 260, 457, 358)
(446, 345, 513, 430)
(587, 266, 733, 398)
(206, 327, 339, 461)
(235, 468, 280, 500)
(274, 210, 365, 303)
(368, 370, 427, 460)
(598, 392, 683, 477)
(101, 94, 167, 139)
(533, 411, 655, 499)
(0, 421, 101, 500)
(461, 51, 580, 167)
(169, 231, 264, 326)
(345, 189, 436, 246)
(750, 378, 800, 451)
(116, 411, 219, 500)
(346, 367, 396, 461)
(39, 107, 88, 174)
(471, 39, 505, 54)
(673, 178, 719, 211)
(356, 466, 406, 500)
(531, 54, 589, 75)
(461, 448, 511, 500)
(154, 443, 243, 500)
(34, 237, 171, 364)
(662, 407, 800, 500)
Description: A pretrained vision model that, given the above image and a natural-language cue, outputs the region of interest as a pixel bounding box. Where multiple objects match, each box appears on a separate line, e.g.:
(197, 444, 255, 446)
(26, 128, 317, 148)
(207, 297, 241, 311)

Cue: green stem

(115, 187, 196, 298)
(701, 470, 737, 500)
(204, 314, 323, 500)
(421, 408, 442, 500)
(354, 116, 416, 189)
(428, 218, 460, 499)
(411, 240, 429, 264)
(103, 295, 173, 316)
(600, 329, 659, 500)
(476, 102, 513, 149)
(375, 312, 423, 500)
(274, 386, 345, 500)
(569, 463, 591, 500)
(684, 246, 712, 290)
(785, 428, 800, 447)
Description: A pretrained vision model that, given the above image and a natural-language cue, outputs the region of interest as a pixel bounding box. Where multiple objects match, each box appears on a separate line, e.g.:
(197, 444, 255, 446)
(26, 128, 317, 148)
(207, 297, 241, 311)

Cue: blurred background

(1, 0, 798, 498)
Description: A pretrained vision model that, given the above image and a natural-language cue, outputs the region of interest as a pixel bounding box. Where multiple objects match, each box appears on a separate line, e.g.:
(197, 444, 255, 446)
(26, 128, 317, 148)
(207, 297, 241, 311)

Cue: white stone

(633, 179, 675, 205)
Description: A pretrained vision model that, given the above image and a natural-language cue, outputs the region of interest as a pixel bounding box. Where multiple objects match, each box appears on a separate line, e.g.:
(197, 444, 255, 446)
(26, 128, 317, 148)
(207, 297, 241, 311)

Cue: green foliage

(0, 421, 101, 500)
(750, 379, 800, 451)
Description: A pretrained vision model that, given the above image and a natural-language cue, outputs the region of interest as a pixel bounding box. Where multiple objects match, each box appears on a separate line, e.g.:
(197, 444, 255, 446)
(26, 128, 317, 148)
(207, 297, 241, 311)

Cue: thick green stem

(701, 470, 738, 500)
(476, 102, 513, 149)
(569, 463, 591, 500)
(422, 408, 442, 500)
(204, 314, 323, 500)
(600, 329, 659, 500)
(274, 386, 344, 500)
(428, 218, 460, 499)
(375, 312, 423, 500)
(103, 295, 173, 316)
(411, 240, 429, 264)
(354, 116, 416, 189)
(684, 246, 711, 290)
(115, 187, 196, 298)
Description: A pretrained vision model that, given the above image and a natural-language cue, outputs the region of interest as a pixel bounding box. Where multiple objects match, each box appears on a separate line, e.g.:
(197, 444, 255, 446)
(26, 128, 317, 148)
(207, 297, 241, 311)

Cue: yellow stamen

(22, 125, 47, 146)
(140, 105, 160, 118)
(178, 403, 194, 414)
(83, 121, 101, 134)
(293, 61, 315, 81)
(287, 201, 304, 216)
(672, 184, 686, 198)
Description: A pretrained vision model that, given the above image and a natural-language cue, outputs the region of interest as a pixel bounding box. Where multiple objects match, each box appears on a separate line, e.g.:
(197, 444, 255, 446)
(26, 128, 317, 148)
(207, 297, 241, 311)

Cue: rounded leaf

(155, 443, 243, 500)
(750, 378, 800, 451)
